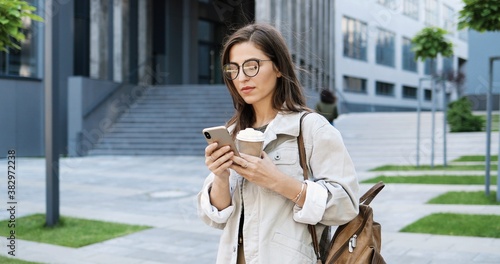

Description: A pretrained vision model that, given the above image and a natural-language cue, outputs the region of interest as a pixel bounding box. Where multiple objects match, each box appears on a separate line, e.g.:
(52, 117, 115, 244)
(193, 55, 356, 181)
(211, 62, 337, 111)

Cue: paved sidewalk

(1, 112, 500, 263)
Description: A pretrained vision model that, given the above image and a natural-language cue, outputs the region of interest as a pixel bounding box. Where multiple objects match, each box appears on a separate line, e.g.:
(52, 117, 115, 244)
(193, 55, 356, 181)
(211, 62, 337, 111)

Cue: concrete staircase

(88, 85, 234, 156)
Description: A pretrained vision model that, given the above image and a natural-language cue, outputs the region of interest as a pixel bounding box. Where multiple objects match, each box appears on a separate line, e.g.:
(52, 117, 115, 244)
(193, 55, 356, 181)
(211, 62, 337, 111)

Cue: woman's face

(228, 42, 281, 108)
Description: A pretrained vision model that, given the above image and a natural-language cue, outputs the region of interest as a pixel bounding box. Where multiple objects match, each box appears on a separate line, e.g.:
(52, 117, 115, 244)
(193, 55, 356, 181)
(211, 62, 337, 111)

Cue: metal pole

(45, 0, 60, 227)
(417, 78, 431, 168)
(442, 78, 447, 167)
(107, 0, 114, 81)
(492, 56, 500, 202)
(431, 77, 436, 168)
(486, 59, 493, 196)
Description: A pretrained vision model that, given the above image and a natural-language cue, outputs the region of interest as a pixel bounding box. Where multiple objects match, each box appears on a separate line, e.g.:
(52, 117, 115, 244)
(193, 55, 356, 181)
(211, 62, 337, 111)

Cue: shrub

(447, 97, 484, 132)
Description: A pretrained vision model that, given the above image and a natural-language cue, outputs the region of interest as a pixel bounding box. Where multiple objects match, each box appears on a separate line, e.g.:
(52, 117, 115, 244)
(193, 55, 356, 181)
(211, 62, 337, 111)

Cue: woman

(315, 89, 338, 125)
(197, 23, 359, 264)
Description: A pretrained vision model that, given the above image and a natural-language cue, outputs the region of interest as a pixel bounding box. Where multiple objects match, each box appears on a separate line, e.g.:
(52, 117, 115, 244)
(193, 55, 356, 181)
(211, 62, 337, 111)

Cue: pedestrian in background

(315, 89, 338, 126)
(197, 23, 359, 264)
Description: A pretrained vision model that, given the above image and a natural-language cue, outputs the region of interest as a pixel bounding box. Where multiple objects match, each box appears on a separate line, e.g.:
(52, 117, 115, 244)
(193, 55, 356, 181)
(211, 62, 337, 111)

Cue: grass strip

(370, 164, 495, 171)
(428, 191, 500, 205)
(362, 175, 497, 185)
(400, 213, 500, 238)
(0, 256, 40, 264)
(0, 214, 151, 248)
(452, 155, 498, 162)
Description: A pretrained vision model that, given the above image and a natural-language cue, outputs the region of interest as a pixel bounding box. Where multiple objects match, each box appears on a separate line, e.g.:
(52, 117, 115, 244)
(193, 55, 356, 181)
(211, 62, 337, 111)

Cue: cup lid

(236, 128, 265, 142)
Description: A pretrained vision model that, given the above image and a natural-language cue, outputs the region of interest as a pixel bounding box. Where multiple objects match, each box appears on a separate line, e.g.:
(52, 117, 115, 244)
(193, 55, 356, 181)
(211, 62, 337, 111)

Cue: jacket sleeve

(197, 172, 236, 229)
(293, 115, 359, 226)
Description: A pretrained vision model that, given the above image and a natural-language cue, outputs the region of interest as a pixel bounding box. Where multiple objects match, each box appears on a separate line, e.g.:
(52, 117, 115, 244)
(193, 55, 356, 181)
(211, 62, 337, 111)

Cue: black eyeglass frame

(222, 59, 273, 80)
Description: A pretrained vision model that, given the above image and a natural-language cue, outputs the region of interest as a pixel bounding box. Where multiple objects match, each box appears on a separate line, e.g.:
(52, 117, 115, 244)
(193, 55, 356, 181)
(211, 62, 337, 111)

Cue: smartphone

(202, 126, 240, 156)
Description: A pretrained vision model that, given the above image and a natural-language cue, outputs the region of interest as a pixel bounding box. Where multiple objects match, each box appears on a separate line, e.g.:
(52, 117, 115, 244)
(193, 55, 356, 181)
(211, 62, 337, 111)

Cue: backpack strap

(359, 181, 385, 205)
(297, 112, 322, 262)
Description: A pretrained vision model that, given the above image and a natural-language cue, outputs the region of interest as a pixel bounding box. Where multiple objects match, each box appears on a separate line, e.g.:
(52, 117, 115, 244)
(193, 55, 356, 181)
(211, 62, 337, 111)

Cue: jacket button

(274, 154, 281, 160)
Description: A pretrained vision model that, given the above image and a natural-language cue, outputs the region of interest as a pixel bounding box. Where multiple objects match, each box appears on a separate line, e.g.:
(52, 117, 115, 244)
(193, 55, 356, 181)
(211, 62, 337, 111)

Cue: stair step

(88, 85, 236, 156)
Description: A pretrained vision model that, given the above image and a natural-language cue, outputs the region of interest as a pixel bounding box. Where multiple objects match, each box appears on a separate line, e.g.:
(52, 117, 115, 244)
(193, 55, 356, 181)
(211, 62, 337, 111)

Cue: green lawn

(479, 113, 499, 132)
(362, 175, 497, 185)
(428, 191, 500, 205)
(401, 213, 500, 238)
(452, 155, 498, 162)
(370, 164, 494, 171)
(0, 214, 151, 248)
(0, 256, 40, 264)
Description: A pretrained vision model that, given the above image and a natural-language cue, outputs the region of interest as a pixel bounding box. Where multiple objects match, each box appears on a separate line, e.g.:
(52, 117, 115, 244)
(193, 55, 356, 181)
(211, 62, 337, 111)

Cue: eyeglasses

(222, 59, 273, 80)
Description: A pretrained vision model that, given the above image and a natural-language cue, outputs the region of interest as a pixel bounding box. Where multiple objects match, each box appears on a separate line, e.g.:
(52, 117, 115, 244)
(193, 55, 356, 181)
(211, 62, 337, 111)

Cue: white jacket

(197, 111, 359, 264)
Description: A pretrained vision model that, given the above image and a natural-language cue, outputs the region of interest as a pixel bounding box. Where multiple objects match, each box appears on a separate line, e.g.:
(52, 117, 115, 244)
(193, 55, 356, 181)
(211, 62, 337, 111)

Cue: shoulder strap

(297, 112, 322, 262)
(359, 181, 385, 205)
(298, 112, 310, 181)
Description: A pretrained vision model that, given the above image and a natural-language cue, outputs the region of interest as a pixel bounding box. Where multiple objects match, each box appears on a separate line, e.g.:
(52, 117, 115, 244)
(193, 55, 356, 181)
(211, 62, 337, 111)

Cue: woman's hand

(230, 152, 283, 189)
(205, 143, 234, 210)
(231, 152, 307, 206)
(205, 143, 234, 179)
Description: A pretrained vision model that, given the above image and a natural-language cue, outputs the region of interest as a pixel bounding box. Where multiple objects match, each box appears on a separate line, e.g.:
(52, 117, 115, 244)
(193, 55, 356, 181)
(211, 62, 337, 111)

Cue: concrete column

(312, 0, 317, 90)
(90, 0, 108, 79)
(329, 0, 335, 94)
(286, 0, 293, 51)
(138, 0, 152, 85)
(274, 0, 282, 31)
(295, 0, 302, 84)
(304, 0, 310, 89)
(255, 0, 271, 22)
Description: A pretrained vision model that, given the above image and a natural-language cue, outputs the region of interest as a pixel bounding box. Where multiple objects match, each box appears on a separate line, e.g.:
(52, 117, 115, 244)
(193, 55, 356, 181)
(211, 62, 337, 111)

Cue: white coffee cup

(236, 128, 265, 157)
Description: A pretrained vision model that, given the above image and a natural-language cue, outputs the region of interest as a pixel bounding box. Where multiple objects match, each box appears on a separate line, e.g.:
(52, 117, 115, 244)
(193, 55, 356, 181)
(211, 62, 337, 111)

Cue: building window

(402, 85, 418, 99)
(378, 0, 398, 10)
(343, 75, 367, 93)
(443, 4, 455, 35)
(375, 81, 395, 96)
(424, 89, 432, 101)
(342, 16, 367, 61)
(442, 56, 454, 73)
(458, 29, 468, 41)
(425, 0, 438, 26)
(0, 0, 42, 78)
(402, 37, 417, 72)
(403, 0, 419, 20)
(376, 28, 395, 67)
(424, 58, 437, 75)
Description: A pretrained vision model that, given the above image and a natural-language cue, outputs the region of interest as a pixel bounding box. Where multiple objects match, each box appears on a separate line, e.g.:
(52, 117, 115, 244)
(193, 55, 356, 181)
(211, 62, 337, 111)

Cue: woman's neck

(253, 106, 278, 128)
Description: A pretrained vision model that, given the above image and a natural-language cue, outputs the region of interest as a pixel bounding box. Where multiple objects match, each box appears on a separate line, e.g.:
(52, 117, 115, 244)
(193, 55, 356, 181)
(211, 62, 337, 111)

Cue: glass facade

(443, 4, 455, 35)
(0, 0, 43, 78)
(375, 81, 395, 96)
(402, 37, 417, 72)
(402, 85, 417, 99)
(425, 0, 438, 26)
(343, 75, 367, 93)
(424, 58, 437, 75)
(403, 0, 419, 20)
(376, 28, 395, 67)
(342, 16, 367, 61)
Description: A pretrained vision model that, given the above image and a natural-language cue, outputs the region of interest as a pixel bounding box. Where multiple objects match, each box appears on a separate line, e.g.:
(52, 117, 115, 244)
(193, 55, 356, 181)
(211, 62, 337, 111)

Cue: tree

(411, 26, 454, 168)
(411, 27, 453, 63)
(0, 0, 43, 52)
(458, 0, 500, 32)
(457, 0, 500, 200)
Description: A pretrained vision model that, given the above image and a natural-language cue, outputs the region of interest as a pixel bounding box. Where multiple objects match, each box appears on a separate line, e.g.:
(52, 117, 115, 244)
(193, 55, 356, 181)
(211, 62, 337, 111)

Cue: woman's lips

(241, 86, 254, 94)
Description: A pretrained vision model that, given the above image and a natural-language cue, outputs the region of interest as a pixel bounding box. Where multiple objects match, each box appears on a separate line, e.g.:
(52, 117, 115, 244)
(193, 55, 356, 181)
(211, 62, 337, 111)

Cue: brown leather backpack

(298, 113, 386, 264)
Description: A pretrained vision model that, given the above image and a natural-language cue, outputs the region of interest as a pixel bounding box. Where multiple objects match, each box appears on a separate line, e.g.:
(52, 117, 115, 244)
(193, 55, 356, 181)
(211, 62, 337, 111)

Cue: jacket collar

(263, 111, 303, 147)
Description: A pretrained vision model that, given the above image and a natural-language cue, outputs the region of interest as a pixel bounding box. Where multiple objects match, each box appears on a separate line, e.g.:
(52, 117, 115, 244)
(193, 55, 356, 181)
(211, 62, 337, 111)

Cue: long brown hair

(221, 23, 309, 136)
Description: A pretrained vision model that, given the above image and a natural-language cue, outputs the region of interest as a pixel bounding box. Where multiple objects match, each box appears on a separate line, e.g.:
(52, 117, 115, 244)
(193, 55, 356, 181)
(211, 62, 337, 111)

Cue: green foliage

(0, 0, 43, 52)
(458, 0, 500, 32)
(411, 27, 454, 61)
(447, 97, 484, 132)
